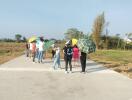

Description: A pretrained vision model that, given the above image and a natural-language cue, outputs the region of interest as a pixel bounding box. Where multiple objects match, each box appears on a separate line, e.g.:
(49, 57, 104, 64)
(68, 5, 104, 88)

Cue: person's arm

(63, 49, 65, 53)
(42, 42, 44, 49)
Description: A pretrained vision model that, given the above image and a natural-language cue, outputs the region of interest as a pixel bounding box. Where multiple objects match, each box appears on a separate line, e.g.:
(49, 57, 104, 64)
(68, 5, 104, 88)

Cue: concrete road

(0, 56, 132, 100)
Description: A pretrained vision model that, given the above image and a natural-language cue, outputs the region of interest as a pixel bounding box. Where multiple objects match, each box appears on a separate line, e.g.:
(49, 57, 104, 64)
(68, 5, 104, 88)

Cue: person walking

(32, 41, 36, 62)
(25, 42, 30, 57)
(80, 52, 87, 73)
(64, 44, 73, 73)
(72, 45, 79, 66)
(53, 47, 61, 69)
(35, 40, 39, 59)
(38, 38, 44, 63)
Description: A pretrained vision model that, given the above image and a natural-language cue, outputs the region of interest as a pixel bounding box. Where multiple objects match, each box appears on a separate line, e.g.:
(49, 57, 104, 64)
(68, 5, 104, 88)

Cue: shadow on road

(86, 67, 106, 73)
(86, 62, 99, 66)
(72, 62, 106, 73)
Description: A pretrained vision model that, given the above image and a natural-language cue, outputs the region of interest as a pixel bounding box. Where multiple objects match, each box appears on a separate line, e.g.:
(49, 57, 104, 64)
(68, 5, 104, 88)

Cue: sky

(0, 0, 132, 39)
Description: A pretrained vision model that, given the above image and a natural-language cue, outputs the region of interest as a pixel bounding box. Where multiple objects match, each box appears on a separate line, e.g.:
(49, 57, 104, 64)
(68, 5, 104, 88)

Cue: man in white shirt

(38, 38, 44, 63)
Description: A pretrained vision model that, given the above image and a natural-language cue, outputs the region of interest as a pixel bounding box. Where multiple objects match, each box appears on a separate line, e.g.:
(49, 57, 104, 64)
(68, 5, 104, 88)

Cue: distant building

(124, 38, 132, 43)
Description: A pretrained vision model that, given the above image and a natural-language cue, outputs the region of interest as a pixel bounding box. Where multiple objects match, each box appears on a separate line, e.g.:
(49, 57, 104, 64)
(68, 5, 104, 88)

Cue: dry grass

(0, 42, 65, 64)
(0, 42, 25, 64)
(89, 50, 132, 78)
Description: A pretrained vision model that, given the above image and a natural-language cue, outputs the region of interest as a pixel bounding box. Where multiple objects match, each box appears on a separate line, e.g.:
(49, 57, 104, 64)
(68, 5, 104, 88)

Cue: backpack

(66, 47, 73, 56)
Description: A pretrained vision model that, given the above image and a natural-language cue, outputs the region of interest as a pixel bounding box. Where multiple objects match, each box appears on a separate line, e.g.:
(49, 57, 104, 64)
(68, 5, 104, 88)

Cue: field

(0, 42, 64, 64)
(89, 50, 132, 78)
(0, 42, 25, 64)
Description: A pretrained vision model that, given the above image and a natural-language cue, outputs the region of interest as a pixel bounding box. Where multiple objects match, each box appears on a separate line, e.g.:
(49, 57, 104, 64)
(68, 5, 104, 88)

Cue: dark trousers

(65, 58, 72, 71)
(33, 52, 36, 62)
(80, 56, 86, 72)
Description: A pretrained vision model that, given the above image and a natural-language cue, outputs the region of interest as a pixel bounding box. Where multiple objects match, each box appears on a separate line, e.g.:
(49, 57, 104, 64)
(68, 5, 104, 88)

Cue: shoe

(32, 62, 35, 64)
(82, 72, 86, 74)
(65, 71, 68, 74)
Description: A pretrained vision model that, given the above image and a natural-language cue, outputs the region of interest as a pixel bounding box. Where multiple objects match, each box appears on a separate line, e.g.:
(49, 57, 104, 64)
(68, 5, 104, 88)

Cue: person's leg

(29, 50, 31, 58)
(82, 60, 85, 72)
(80, 56, 83, 72)
(53, 58, 57, 69)
(56, 58, 59, 69)
(35, 50, 38, 58)
(75, 58, 78, 66)
(58, 58, 61, 68)
(81, 57, 86, 72)
(65, 58, 68, 72)
(73, 57, 75, 66)
(69, 59, 72, 72)
(83, 58, 86, 72)
(38, 51, 41, 63)
(40, 51, 44, 62)
(39, 51, 43, 62)
(26, 49, 28, 57)
(27, 49, 29, 57)
(33, 52, 36, 62)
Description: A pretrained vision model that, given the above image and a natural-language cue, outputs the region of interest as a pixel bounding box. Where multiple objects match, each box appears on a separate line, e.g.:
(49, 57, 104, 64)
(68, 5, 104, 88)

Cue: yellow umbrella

(28, 36, 37, 43)
(72, 38, 78, 46)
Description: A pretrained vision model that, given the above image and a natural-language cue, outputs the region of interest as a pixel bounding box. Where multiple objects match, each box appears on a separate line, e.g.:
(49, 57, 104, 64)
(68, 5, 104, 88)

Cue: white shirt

(38, 41, 44, 51)
(29, 43, 33, 50)
(36, 42, 39, 49)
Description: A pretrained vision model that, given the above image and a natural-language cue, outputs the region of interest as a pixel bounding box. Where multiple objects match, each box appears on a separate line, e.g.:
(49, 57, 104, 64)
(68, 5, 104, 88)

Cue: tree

(64, 28, 81, 40)
(92, 12, 105, 49)
(22, 36, 27, 42)
(15, 34, 22, 42)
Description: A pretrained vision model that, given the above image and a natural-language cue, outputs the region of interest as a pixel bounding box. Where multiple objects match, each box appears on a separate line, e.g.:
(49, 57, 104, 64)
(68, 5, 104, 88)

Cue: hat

(65, 40, 71, 45)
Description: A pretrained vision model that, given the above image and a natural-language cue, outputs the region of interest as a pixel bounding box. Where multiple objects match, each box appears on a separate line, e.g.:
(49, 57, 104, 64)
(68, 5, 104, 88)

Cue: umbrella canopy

(72, 38, 78, 46)
(28, 36, 37, 43)
(77, 39, 96, 53)
(44, 40, 55, 51)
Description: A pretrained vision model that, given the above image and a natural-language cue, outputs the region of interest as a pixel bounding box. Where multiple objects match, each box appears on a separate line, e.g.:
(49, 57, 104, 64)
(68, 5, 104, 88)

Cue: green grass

(89, 50, 132, 78)
(89, 50, 132, 64)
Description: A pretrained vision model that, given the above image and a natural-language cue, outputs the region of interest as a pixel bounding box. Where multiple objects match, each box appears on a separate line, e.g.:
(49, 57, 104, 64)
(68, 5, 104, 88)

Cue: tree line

(0, 34, 27, 42)
(64, 12, 132, 50)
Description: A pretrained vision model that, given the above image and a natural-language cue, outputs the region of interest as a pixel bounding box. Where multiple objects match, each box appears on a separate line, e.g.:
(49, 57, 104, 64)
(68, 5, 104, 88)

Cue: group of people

(25, 40, 87, 74)
(62, 43, 87, 73)
(26, 38, 45, 63)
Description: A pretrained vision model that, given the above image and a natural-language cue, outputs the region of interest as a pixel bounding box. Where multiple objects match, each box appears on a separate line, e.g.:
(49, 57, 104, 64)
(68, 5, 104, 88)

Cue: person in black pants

(80, 52, 87, 73)
(63, 44, 73, 73)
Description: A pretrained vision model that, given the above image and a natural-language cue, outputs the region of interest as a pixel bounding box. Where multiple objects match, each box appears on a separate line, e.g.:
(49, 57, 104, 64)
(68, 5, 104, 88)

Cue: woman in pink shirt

(73, 45, 79, 66)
